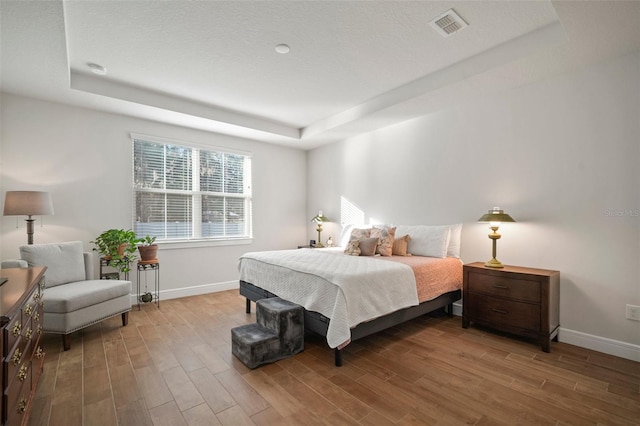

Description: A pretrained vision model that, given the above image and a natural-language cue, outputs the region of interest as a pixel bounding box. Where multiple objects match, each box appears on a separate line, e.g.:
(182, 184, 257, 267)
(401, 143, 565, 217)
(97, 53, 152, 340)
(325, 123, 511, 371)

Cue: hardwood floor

(27, 290, 639, 426)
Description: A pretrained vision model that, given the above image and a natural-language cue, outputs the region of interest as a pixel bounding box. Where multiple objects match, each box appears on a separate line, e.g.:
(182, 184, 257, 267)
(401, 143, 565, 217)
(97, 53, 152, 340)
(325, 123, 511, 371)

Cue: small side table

(137, 260, 160, 310)
(462, 262, 560, 352)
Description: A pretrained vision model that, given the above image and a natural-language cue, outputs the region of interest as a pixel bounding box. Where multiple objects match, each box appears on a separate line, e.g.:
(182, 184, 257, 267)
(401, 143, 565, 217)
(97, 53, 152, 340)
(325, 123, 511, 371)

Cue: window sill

(157, 238, 253, 250)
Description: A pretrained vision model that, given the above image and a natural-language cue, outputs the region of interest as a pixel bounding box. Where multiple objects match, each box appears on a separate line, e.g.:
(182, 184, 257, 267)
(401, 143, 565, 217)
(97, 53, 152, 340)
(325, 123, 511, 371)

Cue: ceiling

(2, 1, 639, 150)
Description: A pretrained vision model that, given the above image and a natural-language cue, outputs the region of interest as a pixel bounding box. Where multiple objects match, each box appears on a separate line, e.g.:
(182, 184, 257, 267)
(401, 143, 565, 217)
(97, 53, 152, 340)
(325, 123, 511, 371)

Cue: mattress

(239, 248, 462, 348)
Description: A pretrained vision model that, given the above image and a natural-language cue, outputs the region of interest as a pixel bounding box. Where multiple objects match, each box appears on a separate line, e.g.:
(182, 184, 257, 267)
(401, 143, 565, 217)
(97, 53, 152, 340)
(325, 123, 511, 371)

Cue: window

(132, 135, 252, 243)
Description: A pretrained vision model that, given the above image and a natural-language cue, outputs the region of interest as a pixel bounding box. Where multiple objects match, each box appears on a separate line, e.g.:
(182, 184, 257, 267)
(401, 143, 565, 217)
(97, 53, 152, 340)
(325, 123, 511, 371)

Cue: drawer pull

(18, 365, 28, 381)
(24, 327, 33, 340)
(492, 284, 508, 289)
(37, 325, 43, 335)
(12, 322, 21, 337)
(25, 304, 33, 315)
(17, 397, 27, 414)
(34, 292, 41, 301)
(11, 348, 23, 365)
(36, 347, 44, 359)
(34, 311, 40, 321)
(492, 308, 508, 314)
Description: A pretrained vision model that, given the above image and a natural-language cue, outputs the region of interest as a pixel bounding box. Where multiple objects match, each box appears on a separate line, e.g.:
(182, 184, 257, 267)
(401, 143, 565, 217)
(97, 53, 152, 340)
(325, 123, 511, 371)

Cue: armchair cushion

(44, 279, 131, 313)
(20, 241, 86, 287)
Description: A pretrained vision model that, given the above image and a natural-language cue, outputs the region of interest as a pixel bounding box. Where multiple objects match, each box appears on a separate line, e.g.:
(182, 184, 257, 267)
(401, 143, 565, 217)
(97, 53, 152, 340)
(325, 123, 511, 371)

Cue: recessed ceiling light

(275, 44, 290, 54)
(87, 62, 107, 75)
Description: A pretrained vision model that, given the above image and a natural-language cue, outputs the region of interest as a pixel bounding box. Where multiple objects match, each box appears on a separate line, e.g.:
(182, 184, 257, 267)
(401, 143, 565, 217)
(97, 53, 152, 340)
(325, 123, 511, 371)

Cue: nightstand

(462, 262, 560, 352)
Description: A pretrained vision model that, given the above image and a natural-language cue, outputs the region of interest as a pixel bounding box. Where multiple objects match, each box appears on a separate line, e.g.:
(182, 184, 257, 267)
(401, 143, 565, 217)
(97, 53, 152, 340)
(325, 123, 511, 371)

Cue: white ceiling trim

(302, 21, 567, 139)
(70, 71, 301, 139)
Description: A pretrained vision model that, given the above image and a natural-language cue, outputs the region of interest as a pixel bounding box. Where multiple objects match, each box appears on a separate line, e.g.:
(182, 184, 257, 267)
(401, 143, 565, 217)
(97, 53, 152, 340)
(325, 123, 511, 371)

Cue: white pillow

(395, 225, 451, 258)
(20, 241, 86, 287)
(447, 223, 462, 258)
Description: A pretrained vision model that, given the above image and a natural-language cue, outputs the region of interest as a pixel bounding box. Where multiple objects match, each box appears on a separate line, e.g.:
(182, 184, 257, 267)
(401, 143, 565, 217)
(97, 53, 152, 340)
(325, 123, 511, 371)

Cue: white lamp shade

(3, 191, 54, 216)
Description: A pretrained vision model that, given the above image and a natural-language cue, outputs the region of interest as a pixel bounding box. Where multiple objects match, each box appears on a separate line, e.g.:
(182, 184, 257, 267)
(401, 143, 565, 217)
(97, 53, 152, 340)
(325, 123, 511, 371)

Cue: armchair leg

(122, 312, 129, 327)
(62, 334, 71, 351)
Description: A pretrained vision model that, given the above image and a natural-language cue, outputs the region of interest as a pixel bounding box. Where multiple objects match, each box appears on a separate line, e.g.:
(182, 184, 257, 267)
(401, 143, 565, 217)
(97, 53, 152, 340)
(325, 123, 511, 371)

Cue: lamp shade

(478, 207, 515, 223)
(311, 210, 329, 223)
(3, 191, 54, 216)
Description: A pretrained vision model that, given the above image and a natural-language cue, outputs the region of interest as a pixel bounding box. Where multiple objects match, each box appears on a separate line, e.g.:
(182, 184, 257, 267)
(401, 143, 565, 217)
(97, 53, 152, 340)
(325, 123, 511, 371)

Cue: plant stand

(100, 257, 130, 280)
(136, 260, 160, 310)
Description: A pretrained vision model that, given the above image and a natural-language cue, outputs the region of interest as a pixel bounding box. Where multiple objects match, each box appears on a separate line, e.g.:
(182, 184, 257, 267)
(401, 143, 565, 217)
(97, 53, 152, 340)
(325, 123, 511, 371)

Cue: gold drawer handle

(37, 325, 43, 335)
(34, 292, 41, 301)
(24, 327, 33, 340)
(17, 397, 27, 414)
(11, 348, 22, 366)
(492, 308, 508, 314)
(18, 365, 28, 381)
(25, 304, 33, 316)
(36, 347, 44, 359)
(12, 322, 21, 337)
(34, 311, 40, 321)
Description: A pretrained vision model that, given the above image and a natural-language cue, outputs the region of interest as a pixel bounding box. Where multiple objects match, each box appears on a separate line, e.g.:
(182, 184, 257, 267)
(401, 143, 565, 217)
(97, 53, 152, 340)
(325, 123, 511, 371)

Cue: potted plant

(91, 229, 140, 275)
(137, 235, 158, 263)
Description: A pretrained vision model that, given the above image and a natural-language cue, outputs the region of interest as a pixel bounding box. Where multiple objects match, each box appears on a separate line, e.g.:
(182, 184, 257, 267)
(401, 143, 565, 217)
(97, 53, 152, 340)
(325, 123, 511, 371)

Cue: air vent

(429, 9, 468, 38)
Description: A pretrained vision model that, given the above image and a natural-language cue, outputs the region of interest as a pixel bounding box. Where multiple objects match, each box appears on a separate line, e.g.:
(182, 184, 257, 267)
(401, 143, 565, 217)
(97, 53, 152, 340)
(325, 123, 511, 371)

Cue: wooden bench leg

(122, 312, 129, 327)
(62, 334, 71, 351)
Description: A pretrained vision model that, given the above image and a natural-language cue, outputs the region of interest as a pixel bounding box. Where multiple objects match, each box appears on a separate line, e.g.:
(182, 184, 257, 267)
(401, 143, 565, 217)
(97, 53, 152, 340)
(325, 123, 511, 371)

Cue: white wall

(308, 51, 640, 359)
(0, 94, 307, 295)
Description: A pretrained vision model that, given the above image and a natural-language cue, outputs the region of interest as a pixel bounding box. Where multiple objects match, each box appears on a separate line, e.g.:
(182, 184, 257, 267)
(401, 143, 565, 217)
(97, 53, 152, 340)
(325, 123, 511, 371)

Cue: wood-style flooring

(27, 290, 639, 425)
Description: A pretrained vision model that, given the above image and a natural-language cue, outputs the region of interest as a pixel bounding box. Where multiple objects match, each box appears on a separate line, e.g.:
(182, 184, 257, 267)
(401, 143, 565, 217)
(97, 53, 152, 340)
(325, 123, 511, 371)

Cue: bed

(238, 224, 463, 366)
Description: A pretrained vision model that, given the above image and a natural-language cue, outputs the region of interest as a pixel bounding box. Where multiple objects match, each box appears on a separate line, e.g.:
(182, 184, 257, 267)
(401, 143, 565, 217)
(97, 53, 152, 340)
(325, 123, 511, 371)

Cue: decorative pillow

(343, 239, 361, 256)
(358, 237, 379, 256)
(394, 225, 451, 258)
(447, 223, 462, 258)
(20, 241, 86, 287)
(392, 234, 411, 256)
(370, 226, 396, 256)
(350, 228, 371, 240)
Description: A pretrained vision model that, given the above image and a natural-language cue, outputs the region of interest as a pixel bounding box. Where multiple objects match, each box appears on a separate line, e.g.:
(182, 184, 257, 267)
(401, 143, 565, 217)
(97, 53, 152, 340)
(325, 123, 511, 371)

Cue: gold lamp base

(314, 224, 324, 247)
(484, 258, 504, 268)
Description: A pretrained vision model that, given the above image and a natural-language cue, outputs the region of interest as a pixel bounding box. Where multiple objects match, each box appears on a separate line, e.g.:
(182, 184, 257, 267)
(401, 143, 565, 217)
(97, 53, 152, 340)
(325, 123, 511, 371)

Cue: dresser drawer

(4, 360, 31, 426)
(467, 271, 540, 303)
(3, 316, 23, 354)
(467, 293, 540, 332)
(4, 337, 31, 389)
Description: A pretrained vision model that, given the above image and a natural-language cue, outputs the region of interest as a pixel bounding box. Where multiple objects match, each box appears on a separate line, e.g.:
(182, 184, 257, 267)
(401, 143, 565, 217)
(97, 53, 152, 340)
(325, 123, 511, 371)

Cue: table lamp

(478, 206, 515, 268)
(311, 210, 329, 248)
(3, 191, 54, 244)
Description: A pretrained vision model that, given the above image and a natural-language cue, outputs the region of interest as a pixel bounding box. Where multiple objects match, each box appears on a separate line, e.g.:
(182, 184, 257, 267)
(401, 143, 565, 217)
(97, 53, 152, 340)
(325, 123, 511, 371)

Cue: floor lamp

(3, 191, 55, 244)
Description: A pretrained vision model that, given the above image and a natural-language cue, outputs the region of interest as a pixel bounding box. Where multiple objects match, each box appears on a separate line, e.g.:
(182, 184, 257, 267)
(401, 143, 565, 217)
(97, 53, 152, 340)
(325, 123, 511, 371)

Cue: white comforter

(238, 248, 419, 348)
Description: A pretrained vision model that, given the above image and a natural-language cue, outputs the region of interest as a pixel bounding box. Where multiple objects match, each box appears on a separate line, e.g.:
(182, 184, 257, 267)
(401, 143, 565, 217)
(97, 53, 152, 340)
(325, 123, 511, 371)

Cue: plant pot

(140, 292, 153, 303)
(138, 244, 158, 262)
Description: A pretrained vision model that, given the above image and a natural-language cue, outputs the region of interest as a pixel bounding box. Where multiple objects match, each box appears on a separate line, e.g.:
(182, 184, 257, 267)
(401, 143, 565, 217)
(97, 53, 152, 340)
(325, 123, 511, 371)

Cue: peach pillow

(392, 234, 411, 256)
(358, 237, 379, 256)
(371, 226, 396, 256)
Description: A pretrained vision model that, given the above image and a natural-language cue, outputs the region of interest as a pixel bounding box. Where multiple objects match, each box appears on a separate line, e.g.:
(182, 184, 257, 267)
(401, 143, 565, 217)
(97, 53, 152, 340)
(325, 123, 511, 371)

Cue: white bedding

(238, 248, 419, 348)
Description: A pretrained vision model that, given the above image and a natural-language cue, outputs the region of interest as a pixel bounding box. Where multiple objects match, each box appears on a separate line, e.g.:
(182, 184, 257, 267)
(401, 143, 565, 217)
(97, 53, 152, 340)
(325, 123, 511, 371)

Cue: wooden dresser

(462, 262, 560, 352)
(0, 267, 46, 426)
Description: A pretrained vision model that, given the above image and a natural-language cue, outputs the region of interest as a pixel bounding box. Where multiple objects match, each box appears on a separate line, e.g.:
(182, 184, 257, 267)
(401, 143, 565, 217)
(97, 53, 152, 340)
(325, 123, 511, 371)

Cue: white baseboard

(452, 302, 639, 361)
(130, 280, 239, 305)
(559, 328, 640, 362)
(133, 288, 639, 362)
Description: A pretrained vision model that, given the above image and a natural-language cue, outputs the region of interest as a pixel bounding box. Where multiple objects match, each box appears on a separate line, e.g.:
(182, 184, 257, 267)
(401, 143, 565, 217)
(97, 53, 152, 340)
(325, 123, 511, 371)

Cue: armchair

(3, 241, 132, 351)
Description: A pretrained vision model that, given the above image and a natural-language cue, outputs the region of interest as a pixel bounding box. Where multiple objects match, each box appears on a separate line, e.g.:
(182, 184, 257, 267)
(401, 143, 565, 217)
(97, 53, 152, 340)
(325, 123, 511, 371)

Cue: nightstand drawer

(467, 271, 540, 303)
(467, 294, 540, 331)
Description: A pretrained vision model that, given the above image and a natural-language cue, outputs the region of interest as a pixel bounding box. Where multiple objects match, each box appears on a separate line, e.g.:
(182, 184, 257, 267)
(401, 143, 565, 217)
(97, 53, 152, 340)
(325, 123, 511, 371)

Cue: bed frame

(240, 280, 461, 366)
